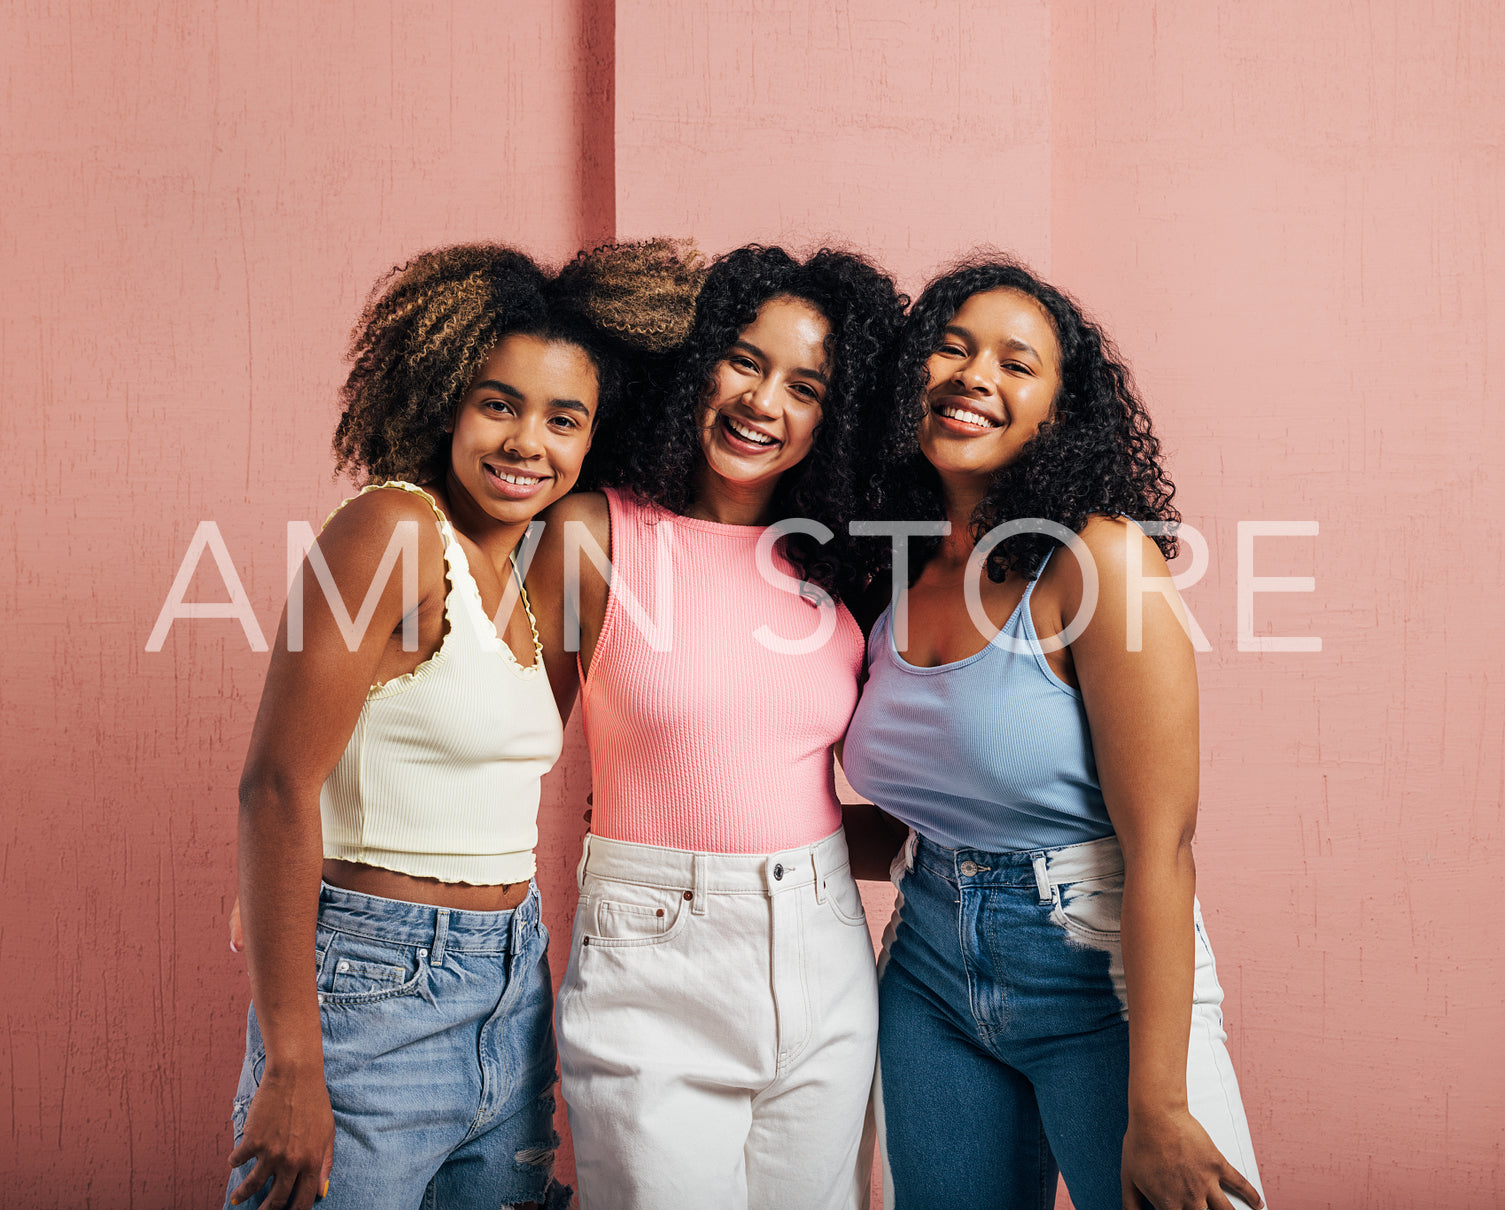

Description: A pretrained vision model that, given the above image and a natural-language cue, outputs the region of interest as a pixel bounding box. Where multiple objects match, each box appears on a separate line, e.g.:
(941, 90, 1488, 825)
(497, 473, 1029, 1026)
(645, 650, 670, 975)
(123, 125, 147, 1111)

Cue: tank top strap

(510, 550, 544, 667)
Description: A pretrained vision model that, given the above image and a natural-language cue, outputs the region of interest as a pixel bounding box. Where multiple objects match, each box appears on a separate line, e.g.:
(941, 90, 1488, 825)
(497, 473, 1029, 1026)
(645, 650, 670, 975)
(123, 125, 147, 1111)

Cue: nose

(742, 376, 780, 419)
(504, 413, 547, 459)
(952, 356, 993, 394)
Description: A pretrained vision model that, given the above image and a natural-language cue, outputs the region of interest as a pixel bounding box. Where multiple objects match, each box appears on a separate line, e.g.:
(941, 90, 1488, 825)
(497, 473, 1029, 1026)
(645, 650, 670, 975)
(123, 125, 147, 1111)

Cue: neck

(685, 464, 779, 526)
(935, 473, 990, 566)
(432, 473, 528, 568)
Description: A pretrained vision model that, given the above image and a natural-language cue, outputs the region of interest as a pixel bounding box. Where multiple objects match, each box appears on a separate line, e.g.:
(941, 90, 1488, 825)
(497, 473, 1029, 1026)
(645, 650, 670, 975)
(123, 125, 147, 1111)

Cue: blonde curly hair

(331, 240, 705, 485)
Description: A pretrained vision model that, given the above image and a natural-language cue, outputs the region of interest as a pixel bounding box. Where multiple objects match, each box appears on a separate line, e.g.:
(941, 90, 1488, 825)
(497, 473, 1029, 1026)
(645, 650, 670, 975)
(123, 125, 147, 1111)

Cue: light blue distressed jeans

(875, 833, 1265, 1210)
(226, 881, 570, 1210)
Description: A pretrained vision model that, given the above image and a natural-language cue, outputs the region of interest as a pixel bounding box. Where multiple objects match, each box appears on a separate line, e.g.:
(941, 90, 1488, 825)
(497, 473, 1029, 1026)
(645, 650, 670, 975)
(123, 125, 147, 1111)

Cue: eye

(482, 398, 515, 415)
(549, 414, 582, 431)
(728, 354, 759, 373)
(790, 382, 822, 402)
(1003, 361, 1034, 376)
(933, 341, 966, 358)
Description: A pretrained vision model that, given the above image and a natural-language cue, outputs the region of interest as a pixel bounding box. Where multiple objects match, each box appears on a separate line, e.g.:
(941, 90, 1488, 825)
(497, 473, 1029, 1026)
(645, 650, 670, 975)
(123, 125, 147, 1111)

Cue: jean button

(959, 860, 979, 876)
(773, 863, 784, 881)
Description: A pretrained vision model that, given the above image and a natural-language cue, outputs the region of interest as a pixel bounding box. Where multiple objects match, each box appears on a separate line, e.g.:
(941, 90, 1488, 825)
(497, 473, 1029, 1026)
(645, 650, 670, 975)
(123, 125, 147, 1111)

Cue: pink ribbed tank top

(580, 487, 864, 853)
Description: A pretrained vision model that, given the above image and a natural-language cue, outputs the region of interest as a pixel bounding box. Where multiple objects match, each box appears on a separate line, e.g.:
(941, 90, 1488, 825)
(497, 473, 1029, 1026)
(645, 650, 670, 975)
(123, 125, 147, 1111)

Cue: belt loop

(812, 841, 828, 904)
(1031, 853, 1053, 905)
(576, 833, 592, 891)
(431, 907, 451, 967)
(691, 852, 709, 916)
(904, 829, 918, 873)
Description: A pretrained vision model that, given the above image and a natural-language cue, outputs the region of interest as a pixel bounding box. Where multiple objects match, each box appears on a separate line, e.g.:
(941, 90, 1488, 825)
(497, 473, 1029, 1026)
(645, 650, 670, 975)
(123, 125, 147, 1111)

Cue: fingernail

(321, 1179, 330, 1198)
(230, 941, 241, 954)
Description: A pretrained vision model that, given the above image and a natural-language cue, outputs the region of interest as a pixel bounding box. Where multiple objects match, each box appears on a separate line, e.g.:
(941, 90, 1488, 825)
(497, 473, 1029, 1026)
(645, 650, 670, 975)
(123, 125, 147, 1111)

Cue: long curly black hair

(333, 240, 705, 485)
(878, 255, 1179, 585)
(609, 244, 907, 602)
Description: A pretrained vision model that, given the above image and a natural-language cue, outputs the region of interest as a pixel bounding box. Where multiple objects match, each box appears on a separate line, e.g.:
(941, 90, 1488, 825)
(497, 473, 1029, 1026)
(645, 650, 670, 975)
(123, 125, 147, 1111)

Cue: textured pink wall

(1049, 3, 1505, 1204)
(4, 0, 1502, 1207)
(1, 1, 607, 1204)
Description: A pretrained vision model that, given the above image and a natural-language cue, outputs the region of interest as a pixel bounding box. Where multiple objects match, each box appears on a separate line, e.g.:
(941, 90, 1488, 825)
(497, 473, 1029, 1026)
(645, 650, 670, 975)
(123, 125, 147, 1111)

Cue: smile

(720, 414, 781, 450)
(934, 404, 1000, 430)
(483, 463, 550, 496)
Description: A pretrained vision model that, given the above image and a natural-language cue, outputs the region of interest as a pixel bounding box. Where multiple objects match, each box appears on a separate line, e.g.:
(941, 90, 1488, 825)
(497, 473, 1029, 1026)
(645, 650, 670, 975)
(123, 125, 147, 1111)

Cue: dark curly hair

(333, 240, 705, 485)
(609, 245, 906, 602)
(878, 255, 1179, 585)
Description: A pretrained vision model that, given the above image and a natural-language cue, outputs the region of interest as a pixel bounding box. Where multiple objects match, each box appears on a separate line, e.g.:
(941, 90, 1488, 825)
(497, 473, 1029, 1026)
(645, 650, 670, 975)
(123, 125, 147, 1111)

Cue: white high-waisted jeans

(556, 829, 879, 1210)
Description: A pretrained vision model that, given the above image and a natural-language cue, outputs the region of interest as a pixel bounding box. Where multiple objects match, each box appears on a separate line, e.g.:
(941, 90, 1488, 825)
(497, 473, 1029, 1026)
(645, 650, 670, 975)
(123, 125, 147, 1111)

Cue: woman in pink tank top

(529, 245, 905, 1210)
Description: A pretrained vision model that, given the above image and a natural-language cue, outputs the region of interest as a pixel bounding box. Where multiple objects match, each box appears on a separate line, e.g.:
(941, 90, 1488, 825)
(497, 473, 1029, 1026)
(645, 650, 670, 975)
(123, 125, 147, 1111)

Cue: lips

(483, 462, 551, 499)
(930, 396, 1003, 432)
(718, 413, 783, 454)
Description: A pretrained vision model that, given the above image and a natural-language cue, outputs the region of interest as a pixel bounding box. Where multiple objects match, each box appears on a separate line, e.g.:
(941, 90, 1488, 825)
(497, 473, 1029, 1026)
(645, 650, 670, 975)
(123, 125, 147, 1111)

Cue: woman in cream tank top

(224, 241, 704, 1210)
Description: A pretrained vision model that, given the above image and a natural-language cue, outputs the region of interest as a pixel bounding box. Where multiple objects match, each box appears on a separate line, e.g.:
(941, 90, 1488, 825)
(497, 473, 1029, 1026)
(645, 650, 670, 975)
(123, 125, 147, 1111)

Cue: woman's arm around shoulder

(230, 486, 446, 1210)
(528, 491, 610, 720)
(1044, 516, 1263, 1210)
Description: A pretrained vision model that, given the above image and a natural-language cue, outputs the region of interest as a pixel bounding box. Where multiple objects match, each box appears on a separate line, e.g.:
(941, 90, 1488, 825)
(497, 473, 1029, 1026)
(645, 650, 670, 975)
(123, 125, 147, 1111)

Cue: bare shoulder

(309, 484, 447, 588)
(1043, 516, 1169, 598)
(533, 491, 610, 565)
(539, 490, 609, 532)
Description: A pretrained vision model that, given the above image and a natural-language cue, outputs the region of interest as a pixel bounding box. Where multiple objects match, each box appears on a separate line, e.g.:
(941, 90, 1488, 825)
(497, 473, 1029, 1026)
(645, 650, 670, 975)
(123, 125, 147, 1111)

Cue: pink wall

(1048, 3, 1505, 1203)
(3, 0, 1502, 1206)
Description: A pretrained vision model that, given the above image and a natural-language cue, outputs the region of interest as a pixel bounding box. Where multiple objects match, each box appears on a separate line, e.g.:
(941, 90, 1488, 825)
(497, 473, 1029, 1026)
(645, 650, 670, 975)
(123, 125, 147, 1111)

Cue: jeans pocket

(825, 868, 869, 926)
(1052, 872, 1125, 942)
(582, 880, 689, 948)
(316, 931, 425, 1003)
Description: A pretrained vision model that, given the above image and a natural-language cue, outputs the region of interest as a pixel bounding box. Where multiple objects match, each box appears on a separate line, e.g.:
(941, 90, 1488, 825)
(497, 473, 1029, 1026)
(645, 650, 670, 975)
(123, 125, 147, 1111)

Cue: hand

(230, 897, 245, 954)
(227, 1067, 335, 1209)
(1121, 1106, 1262, 1210)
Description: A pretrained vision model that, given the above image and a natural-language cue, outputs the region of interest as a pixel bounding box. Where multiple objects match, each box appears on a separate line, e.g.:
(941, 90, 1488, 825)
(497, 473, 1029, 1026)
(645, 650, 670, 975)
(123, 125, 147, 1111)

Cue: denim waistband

(578, 829, 850, 900)
(317, 879, 539, 955)
(911, 833, 1123, 897)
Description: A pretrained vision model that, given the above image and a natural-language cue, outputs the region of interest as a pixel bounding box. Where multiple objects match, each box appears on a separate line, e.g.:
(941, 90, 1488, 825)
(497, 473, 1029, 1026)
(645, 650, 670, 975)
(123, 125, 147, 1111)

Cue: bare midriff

(322, 859, 531, 912)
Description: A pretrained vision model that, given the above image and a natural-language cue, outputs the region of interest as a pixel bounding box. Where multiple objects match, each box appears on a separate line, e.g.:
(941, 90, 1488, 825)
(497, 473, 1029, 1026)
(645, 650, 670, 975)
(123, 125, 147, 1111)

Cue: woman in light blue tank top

(843, 259, 1267, 1210)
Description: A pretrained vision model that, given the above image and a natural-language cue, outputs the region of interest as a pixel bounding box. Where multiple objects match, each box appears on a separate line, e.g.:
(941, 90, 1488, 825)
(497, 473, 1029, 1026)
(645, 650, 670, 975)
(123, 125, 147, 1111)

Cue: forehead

(948, 288, 1059, 360)
(475, 333, 600, 398)
(737, 295, 832, 366)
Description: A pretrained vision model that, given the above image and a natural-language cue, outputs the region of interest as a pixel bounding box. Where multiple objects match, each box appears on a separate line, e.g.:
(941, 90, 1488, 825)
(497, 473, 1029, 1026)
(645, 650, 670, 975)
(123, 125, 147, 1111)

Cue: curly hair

(879, 255, 1180, 584)
(332, 240, 705, 485)
(608, 244, 907, 602)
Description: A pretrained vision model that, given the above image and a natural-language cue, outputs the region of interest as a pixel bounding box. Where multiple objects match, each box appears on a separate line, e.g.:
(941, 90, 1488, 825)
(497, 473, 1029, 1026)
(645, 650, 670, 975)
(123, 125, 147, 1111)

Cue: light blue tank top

(842, 555, 1114, 853)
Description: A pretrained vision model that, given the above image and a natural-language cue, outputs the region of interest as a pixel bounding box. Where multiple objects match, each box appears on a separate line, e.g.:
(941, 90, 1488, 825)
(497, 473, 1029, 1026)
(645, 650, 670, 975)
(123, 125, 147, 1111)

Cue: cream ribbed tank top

(320, 482, 564, 884)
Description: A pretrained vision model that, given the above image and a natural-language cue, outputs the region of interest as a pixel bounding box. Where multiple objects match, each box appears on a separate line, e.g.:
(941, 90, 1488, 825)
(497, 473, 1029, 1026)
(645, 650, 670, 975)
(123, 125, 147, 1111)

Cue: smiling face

(445, 333, 599, 525)
(695, 294, 832, 508)
(918, 287, 1063, 486)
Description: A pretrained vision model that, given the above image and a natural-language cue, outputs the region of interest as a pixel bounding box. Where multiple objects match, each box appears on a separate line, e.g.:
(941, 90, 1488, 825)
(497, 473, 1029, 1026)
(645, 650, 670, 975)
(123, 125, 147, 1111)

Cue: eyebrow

(472, 380, 592, 416)
(732, 339, 830, 386)
(942, 325, 1042, 364)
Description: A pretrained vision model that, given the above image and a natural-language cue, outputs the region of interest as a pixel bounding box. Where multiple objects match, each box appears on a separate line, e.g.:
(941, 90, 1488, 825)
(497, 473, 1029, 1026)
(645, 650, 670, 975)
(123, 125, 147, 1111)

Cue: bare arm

(528, 492, 610, 722)
(229, 490, 444, 1210)
(1056, 518, 1262, 1210)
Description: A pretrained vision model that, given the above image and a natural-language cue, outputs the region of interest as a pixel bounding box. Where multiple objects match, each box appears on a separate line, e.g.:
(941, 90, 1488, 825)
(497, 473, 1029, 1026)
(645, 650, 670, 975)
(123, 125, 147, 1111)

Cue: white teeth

(725, 417, 776, 446)
(937, 405, 998, 429)
(490, 467, 541, 485)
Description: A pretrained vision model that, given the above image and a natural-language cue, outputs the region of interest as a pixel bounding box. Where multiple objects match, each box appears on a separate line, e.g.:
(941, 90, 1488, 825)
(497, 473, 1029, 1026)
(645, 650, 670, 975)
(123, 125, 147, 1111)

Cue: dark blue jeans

(875, 833, 1263, 1210)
